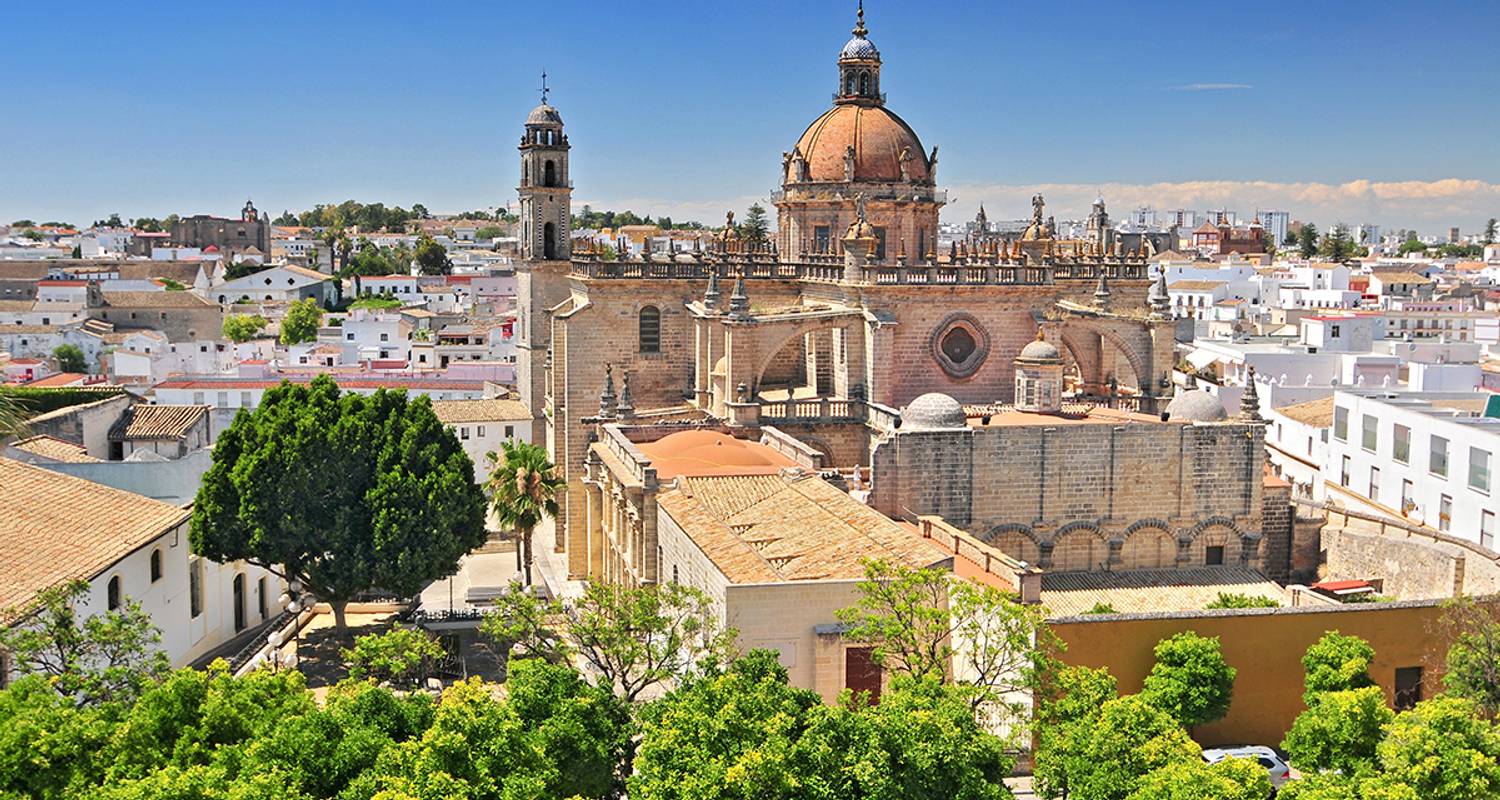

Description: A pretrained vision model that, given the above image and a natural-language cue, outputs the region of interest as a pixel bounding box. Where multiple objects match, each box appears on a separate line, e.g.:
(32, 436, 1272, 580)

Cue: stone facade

(169, 201, 270, 258)
(868, 417, 1269, 573)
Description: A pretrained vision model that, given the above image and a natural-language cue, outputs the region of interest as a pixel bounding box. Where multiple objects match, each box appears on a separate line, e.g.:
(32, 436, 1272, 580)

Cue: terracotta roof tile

(9, 435, 100, 463)
(429, 398, 530, 424)
(1041, 566, 1283, 617)
(657, 473, 946, 583)
(101, 291, 216, 308)
(108, 404, 208, 441)
(0, 457, 189, 620)
(1277, 396, 1336, 427)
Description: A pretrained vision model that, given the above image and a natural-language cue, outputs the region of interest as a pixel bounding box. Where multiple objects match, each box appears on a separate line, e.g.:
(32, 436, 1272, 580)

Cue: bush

(1204, 592, 1279, 609)
(0, 386, 122, 416)
(1085, 602, 1118, 615)
(342, 627, 444, 688)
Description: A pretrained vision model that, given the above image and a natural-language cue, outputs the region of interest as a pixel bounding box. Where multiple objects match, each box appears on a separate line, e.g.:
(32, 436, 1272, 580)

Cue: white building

(209, 265, 331, 306)
(1326, 391, 1499, 548)
(429, 397, 534, 482)
(0, 457, 288, 682)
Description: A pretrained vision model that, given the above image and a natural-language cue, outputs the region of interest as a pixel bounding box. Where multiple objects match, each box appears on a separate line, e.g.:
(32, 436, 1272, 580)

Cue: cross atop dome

(837, 1, 882, 104)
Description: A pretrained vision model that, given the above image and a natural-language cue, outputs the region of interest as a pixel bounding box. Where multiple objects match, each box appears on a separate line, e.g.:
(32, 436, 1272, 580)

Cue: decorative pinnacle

(598, 363, 617, 419)
(539, 70, 549, 104)
(1239, 366, 1263, 422)
(853, 0, 867, 36)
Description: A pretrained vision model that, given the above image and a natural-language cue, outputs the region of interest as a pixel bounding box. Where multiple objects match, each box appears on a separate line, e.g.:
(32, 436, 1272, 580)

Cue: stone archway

(1050, 526, 1109, 572)
(1189, 519, 1243, 567)
(986, 525, 1041, 565)
(1120, 523, 1177, 570)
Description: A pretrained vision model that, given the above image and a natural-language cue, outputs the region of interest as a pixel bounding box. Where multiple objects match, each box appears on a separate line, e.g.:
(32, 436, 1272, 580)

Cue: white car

(1202, 745, 1291, 790)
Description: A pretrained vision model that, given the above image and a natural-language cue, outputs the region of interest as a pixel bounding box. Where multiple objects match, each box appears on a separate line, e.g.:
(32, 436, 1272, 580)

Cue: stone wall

(25, 393, 135, 458)
(869, 419, 1267, 572)
(1260, 483, 1293, 582)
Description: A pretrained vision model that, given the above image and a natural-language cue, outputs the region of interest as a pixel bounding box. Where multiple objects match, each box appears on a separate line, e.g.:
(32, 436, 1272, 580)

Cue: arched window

(232, 574, 246, 633)
(150, 549, 162, 583)
(543, 222, 557, 260)
(543, 159, 556, 187)
(859, 71, 870, 95)
(845, 74, 856, 95)
(639, 305, 661, 353)
(107, 576, 121, 610)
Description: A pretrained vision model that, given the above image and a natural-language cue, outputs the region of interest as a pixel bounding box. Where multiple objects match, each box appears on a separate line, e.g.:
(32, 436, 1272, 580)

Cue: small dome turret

(901, 392, 967, 430)
(1165, 390, 1229, 423)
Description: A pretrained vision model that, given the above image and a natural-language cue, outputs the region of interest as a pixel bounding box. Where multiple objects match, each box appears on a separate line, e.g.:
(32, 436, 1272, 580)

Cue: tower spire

(539, 69, 549, 104)
(853, 0, 867, 36)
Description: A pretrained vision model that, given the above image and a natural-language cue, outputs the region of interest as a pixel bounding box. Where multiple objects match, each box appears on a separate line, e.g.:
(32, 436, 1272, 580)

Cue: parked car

(1203, 745, 1291, 790)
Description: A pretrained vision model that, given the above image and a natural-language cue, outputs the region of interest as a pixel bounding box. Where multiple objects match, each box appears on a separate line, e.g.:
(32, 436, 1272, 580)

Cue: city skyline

(2, 0, 1497, 230)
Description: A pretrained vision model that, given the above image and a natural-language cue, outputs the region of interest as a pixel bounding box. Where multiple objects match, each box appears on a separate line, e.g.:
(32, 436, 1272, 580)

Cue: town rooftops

(1371, 272, 1432, 285)
(101, 291, 217, 308)
(8, 435, 100, 463)
(429, 397, 531, 424)
(656, 471, 947, 584)
(0, 457, 190, 621)
(108, 404, 209, 441)
(152, 374, 486, 391)
(1041, 566, 1284, 617)
(24, 373, 90, 388)
(959, 403, 1162, 428)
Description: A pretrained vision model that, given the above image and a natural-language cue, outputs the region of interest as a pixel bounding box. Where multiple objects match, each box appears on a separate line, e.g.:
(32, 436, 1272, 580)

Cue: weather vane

(539, 70, 549, 104)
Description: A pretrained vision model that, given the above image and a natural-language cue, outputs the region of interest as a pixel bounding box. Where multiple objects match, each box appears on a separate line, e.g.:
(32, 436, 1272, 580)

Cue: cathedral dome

(901, 392, 968, 430)
(793, 104, 929, 183)
(1165, 390, 1229, 423)
(1017, 334, 1062, 364)
(527, 103, 563, 126)
(840, 35, 880, 60)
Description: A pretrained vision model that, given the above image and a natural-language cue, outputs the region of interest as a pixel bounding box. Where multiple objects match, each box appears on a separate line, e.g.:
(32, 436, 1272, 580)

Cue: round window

(941, 328, 976, 363)
(929, 313, 990, 379)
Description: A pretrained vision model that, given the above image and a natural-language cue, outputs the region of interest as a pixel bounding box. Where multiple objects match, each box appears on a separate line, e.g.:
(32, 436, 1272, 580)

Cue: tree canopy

(412, 235, 451, 276)
(278, 297, 322, 345)
(1140, 632, 1235, 728)
(485, 441, 564, 588)
(190, 375, 487, 634)
(221, 313, 268, 343)
(51, 344, 86, 373)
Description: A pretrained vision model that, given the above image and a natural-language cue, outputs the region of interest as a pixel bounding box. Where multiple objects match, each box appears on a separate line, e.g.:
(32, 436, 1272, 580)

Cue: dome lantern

(837, 1, 882, 105)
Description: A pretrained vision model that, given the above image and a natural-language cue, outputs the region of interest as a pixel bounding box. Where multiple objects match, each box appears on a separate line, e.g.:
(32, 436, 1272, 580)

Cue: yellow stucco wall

(1051, 601, 1460, 747)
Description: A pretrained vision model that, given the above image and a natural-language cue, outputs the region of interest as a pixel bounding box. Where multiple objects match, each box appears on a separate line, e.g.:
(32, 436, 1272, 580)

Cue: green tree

(1127, 757, 1272, 800)
(478, 582, 570, 671)
(1282, 686, 1393, 775)
(413, 234, 451, 275)
(278, 297, 322, 345)
(1302, 630, 1376, 703)
(485, 440, 564, 588)
(835, 560, 956, 681)
(1066, 694, 1200, 800)
(473, 225, 505, 241)
(1085, 601, 1118, 614)
(1375, 697, 1500, 798)
(566, 579, 735, 704)
(0, 392, 29, 439)
(343, 626, 445, 688)
(221, 313, 268, 343)
(9, 219, 35, 228)
(1319, 224, 1356, 261)
(1034, 665, 1119, 799)
(1439, 597, 1500, 717)
(1140, 632, 1235, 729)
(350, 294, 403, 311)
(0, 674, 116, 797)
(0, 580, 170, 706)
(737, 202, 770, 245)
(1484, 218, 1497, 245)
(411, 203, 430, 220)
(1298, 222, 1320, 258)
(505, 657, 631, 799)
(190, 375, 487, 635)
(51, 343, 86, 373)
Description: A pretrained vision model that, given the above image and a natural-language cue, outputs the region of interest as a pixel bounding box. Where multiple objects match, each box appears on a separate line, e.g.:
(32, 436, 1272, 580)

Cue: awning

(1185, 349, 1220, 369)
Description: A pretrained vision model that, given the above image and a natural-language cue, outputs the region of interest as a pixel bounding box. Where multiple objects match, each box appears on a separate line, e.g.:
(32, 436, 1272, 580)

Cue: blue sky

(3, 0, 1498, 231)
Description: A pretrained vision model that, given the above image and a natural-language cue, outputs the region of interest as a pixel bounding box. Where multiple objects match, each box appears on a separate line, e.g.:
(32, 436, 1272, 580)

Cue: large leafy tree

(52, 343, 86, 373)
(485, 440, 564, 588)
(1127, 757, 1271, 800)
(1064, 694, 1200, 800)
(1301, 630, 1376, 704)
(1033, 665, 1119, 799)
(1297, 222, 1320, 258)
(221, 313, 268, 343)
(0, 580, 170, 706)
(630, 650, 1013, 800)
(191, 375, 487, 635)
(278, 297, 322, 345)
(413, 234, 451, 276)
(1140, 631, 1235, 729)
(837, 559, 1055, 730)
(1282, 686, 1393, 775)
(1440, 596, 1500, 716)
(1375, 697, 1500, 797)
(736, 202, 770, 246)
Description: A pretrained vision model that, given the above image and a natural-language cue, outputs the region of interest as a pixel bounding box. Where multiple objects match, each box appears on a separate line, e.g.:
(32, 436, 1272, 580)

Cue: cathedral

(512, 6, 1250, 583)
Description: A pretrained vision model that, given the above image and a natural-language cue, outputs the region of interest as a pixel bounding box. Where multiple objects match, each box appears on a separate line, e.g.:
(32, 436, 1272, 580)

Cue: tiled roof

(429, 398, 531, 424)
(8, 435, 100, 463)
(153, 375, 485, 391)
(1277, 396, 1336, 427)
(1168, 280, 1227, 291)
(657, 472, 946, 584)
(108, 404, 208, 441)
(101, 291, 216, 308)
(0, 457, 189, 621)
(1372, 272, 1432, 284)
(282, 265, 330, 281)
(1041, 566, 1284, 618)
(0, 300, 35, 312)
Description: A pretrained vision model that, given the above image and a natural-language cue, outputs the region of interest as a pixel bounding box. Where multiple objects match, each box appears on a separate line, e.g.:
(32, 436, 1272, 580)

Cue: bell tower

(518, 72, 571, 262)
(516, 73, 574, 444)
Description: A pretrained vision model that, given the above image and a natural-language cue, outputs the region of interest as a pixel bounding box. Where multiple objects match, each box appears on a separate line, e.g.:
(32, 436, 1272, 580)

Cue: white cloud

(1175, 82, 1254, 91)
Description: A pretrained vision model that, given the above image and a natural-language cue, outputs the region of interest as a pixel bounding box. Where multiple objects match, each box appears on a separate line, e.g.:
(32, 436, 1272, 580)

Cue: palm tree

(0, 392, 28, 443)
(486, 440, 564, 588)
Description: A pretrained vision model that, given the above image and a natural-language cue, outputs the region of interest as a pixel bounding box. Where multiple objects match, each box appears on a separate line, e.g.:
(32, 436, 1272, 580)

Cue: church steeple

(836, 1, 882, 105)
(518, 71, 572, 262)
